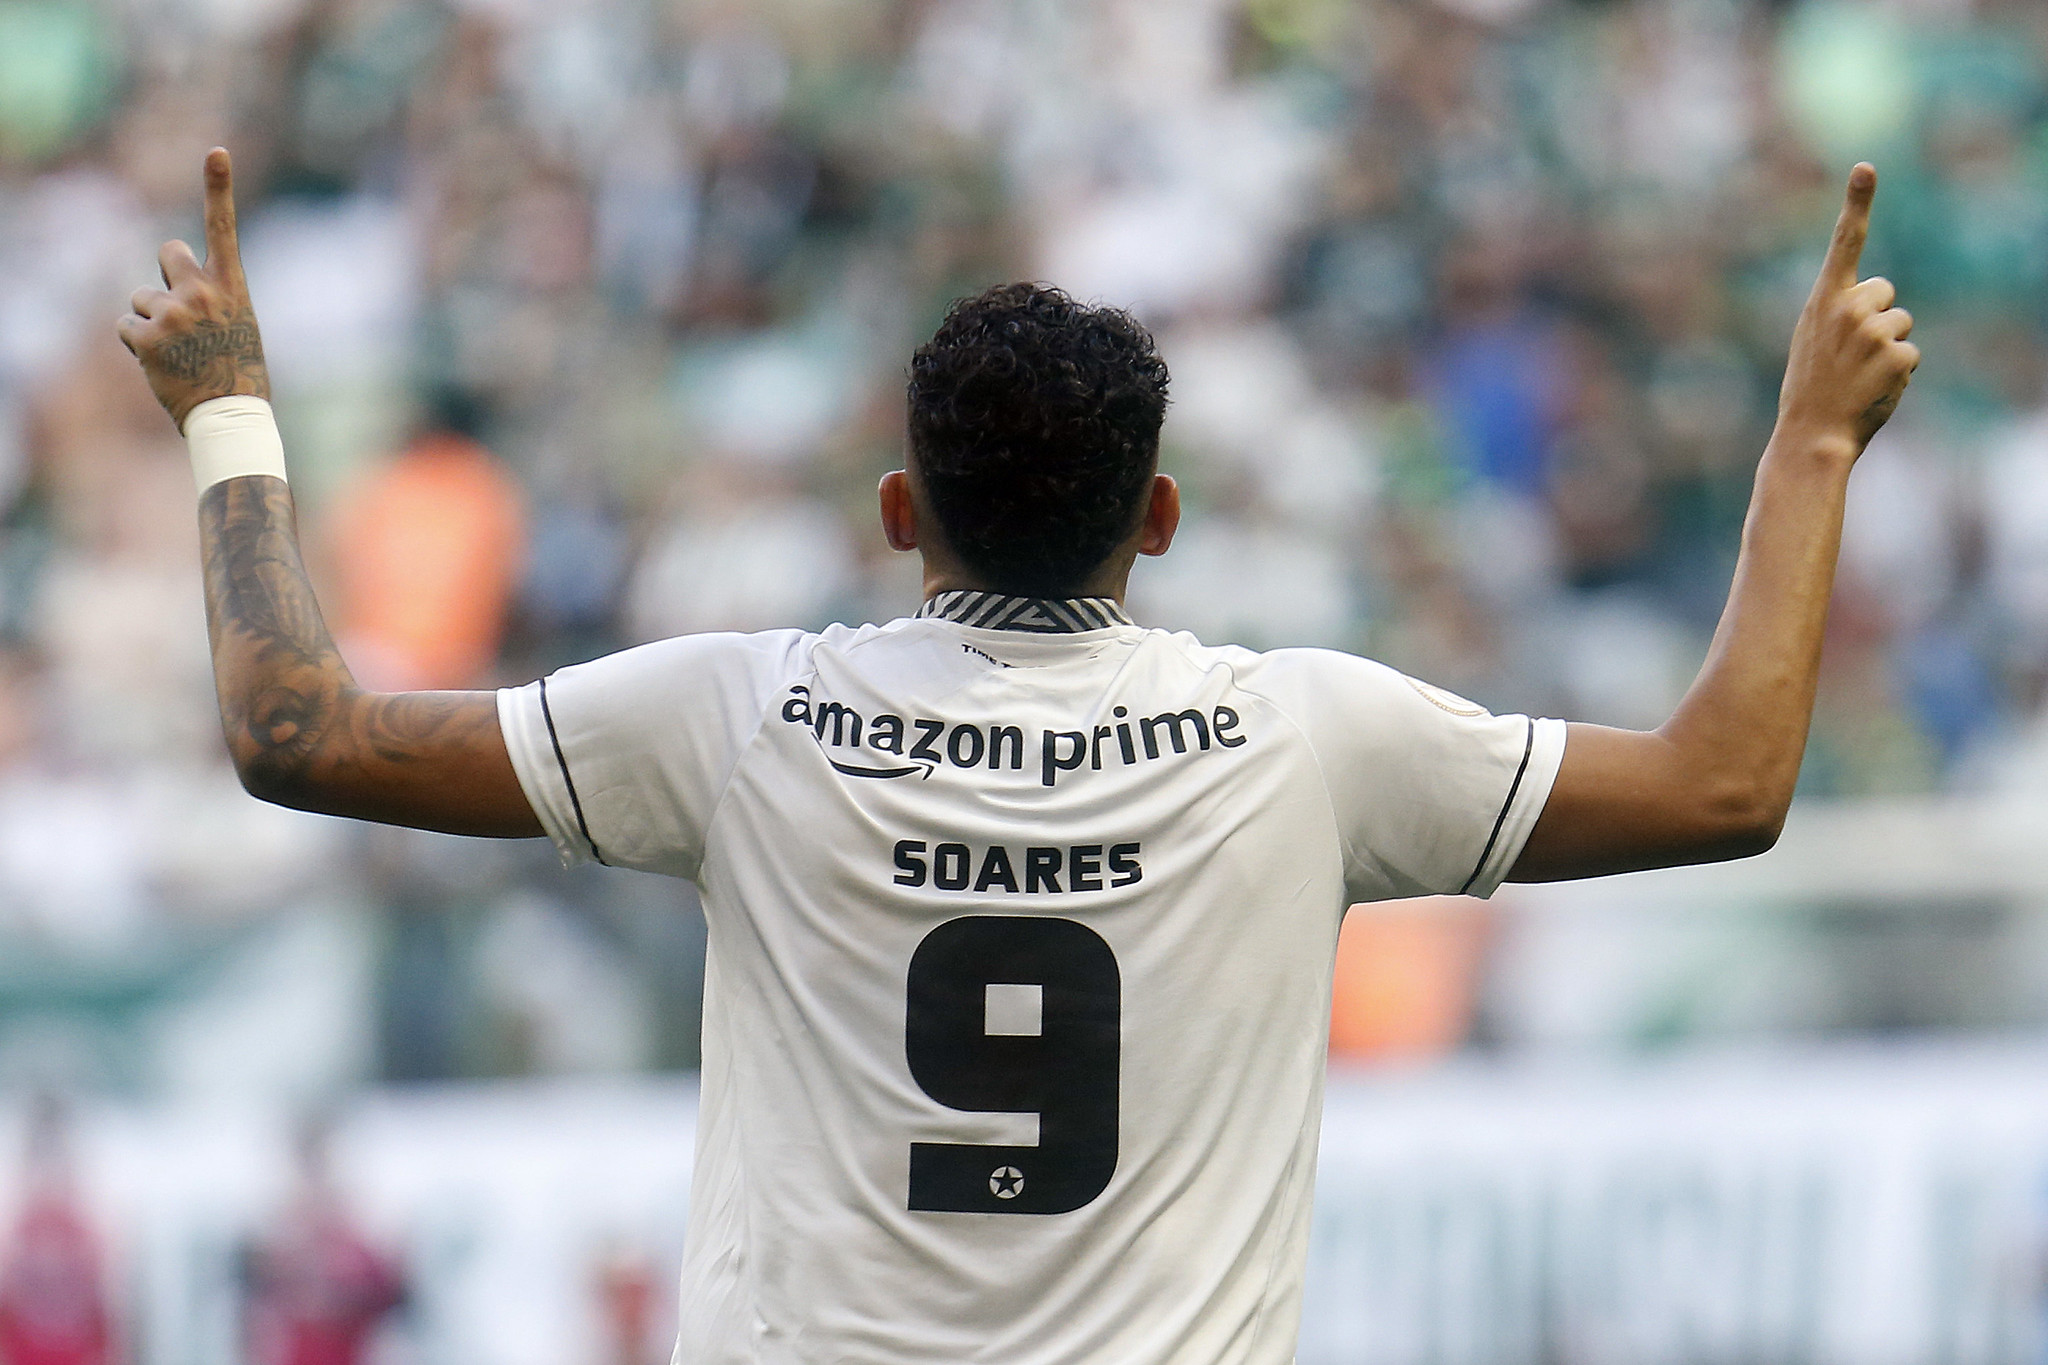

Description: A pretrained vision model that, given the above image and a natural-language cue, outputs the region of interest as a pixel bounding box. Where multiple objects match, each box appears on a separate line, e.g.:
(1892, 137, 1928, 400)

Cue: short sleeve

(1239, 649, 1566, 902)
(497, 630, 813, 878)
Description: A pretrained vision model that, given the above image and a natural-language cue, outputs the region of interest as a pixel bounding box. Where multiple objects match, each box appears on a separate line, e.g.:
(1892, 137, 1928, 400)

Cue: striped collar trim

(916, 590, 1133, 633)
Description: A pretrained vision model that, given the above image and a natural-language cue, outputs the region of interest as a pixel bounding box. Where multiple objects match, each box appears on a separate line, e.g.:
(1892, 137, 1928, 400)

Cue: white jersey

(497, 592, 1565, 1365)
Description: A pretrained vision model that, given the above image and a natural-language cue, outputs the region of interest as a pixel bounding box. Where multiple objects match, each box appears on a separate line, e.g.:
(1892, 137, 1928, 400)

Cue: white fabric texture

(183, 395, 288, 493)
(497, 618, 1564, 1365)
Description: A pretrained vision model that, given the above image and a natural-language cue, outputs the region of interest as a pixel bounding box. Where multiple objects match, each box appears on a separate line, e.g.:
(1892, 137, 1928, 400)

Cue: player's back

(498, 595, 1560, 1364)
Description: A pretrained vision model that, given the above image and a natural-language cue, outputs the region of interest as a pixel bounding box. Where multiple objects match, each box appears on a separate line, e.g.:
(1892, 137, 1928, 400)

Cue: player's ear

(1137, 475, 1180, 557)
(879, 470, 918, 552)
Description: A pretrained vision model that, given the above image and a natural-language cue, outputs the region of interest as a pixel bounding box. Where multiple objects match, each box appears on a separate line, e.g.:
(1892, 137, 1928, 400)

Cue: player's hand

(1776, 163, 1919, 458)
(117, 147, 271, 433)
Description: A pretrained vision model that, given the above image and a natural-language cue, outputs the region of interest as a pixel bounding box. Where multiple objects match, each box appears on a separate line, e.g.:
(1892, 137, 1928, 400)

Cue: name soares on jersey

(780, 684, 1247, 895)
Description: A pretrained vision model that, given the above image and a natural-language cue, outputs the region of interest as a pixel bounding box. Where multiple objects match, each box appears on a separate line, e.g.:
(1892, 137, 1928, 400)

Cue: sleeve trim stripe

(1458, 715, 1534, 896)
(539, 675, 608, 867)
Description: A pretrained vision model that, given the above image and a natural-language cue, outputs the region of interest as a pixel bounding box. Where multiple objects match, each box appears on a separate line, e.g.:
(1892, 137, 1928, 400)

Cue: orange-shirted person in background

(327, 428, 525, 693)
(0, 1098, 114, 1365)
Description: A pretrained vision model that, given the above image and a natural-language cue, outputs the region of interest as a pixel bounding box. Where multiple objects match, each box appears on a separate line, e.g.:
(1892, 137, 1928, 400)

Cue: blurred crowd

(0, 1091, 684, 1365)
(0, 1098, 409, 1365)
(6, 0, 2048, 1087)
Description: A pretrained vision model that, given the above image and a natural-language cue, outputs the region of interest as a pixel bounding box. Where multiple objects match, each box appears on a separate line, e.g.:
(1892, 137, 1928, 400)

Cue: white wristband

(184, 395, 287, 494)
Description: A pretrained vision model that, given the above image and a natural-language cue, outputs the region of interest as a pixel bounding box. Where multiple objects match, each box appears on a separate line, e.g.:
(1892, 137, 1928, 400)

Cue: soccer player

(119, 149, 1915, 1363)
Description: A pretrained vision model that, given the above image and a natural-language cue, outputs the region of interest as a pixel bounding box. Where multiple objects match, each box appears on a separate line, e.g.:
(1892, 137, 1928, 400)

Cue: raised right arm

(120, 149, 541, 838)
(1509, 165, 1918, 881)
(198, 474, 538, 835)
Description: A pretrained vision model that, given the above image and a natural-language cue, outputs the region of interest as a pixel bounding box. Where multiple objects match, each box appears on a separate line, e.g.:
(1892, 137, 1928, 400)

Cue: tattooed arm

(121, 149, 542, 837)
(194, 477, 539, 834)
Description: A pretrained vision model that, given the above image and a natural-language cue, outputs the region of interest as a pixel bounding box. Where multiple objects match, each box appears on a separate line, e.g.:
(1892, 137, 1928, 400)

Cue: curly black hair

(907, 282, 1171, 597)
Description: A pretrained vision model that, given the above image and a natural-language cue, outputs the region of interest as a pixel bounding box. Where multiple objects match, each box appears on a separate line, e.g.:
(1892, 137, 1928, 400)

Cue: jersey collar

(916, 590, 1133, 633)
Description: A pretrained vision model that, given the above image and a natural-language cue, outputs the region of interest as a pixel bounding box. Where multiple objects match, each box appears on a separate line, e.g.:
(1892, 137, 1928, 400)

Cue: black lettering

(1092, 725, 1113, 769)
(988, 725, 1023, 770)
(814, 701, 861, 746)
(910, 719, 945, 766)
(1026, 847, 1063, 893)
(894, 840, 928, 887)
(1116, 722, 1136, 765)
(1109, 843, 1142, 887)
(1141, 709, 1209, 757)
(1042, 730, 1086, 786)
(934, 843, 971, 891)
(974, 845, 1020, 893)
(1213, 705, 1246, 748)
(1069, 845, 1103, 891)
(781, 686, 811, 724)
(947, 724, 985, 768)
(871, 713, 905, 754)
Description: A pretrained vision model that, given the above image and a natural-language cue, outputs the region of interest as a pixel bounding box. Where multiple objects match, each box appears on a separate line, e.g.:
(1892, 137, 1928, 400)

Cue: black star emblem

(989, 1166, 1025, 1199)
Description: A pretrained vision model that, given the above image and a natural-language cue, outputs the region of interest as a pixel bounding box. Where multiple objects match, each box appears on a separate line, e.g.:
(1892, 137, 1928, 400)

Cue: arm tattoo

(198, 479, 498, 810)
(200, 477, 340, 789)
(158, 317, 270, 397)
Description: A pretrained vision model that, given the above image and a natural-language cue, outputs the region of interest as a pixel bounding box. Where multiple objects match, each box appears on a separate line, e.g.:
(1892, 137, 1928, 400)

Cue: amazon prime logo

(781, 686, 1025, 781)
(781, 685, 1250, 786)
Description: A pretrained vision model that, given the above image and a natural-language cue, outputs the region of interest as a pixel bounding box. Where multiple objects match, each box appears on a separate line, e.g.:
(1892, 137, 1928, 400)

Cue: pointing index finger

(202, 147, 244, 283)
(1819, 162, 1877, 295)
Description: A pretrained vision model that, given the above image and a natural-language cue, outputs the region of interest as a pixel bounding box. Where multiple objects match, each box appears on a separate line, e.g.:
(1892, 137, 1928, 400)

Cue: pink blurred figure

(241, 1120, 404, 1365)
(0, 1099, 114, 1365)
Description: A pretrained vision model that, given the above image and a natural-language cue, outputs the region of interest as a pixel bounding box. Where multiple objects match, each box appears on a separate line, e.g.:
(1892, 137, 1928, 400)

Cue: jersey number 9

(906, 915, 1121, 1214)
